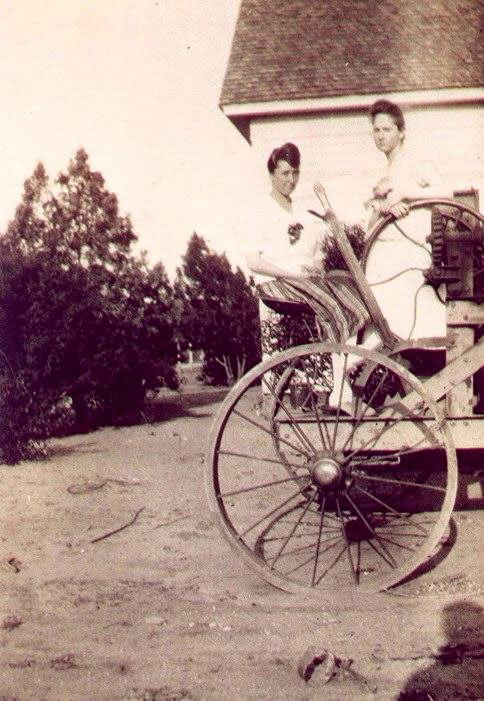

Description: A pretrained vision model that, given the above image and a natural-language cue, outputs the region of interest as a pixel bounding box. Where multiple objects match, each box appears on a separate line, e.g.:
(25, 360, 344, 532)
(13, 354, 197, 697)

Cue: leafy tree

(0, 150, 178, 462)
(175, 233, 260, 385)
(320, 222, 366, 273)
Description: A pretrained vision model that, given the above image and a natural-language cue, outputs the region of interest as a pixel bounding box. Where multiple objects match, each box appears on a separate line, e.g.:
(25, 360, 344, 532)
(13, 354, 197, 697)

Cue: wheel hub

(310, 454, 342, 489)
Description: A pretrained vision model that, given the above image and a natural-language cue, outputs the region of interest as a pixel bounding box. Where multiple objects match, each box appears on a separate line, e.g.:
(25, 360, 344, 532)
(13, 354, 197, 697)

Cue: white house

(220, 0, 483, 221)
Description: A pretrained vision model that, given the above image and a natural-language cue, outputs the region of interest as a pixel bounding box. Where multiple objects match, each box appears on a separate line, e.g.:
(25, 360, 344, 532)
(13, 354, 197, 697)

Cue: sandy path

(0, 398, 482, 700)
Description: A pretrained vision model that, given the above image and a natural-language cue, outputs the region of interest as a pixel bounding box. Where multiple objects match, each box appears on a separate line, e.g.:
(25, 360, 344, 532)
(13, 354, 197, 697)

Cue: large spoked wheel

(363, 198, 483, 342)
(206, 343, 457, 595)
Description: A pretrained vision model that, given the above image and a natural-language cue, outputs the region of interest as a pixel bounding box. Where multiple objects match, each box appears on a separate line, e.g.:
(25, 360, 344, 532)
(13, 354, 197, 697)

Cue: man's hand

(372, 176, 392, 198)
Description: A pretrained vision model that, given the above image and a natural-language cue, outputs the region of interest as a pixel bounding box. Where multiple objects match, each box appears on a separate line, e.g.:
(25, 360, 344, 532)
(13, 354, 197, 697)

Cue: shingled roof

(220, 0, 483, 106)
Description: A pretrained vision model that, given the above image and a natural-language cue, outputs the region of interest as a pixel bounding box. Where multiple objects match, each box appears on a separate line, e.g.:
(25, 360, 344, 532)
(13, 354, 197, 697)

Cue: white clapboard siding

(249, 102, 483, 223)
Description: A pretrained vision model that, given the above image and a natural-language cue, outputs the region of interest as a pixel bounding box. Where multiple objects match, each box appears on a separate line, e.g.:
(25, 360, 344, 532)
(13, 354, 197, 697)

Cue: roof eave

(221, 87, 484, 141)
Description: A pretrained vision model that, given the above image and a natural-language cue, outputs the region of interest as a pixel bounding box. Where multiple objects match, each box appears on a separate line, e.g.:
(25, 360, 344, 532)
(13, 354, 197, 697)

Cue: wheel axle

(310, 453, 343, 489)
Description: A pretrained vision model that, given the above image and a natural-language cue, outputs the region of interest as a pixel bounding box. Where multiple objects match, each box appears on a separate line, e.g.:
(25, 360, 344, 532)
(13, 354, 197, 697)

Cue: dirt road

(0, 394, 482, 700)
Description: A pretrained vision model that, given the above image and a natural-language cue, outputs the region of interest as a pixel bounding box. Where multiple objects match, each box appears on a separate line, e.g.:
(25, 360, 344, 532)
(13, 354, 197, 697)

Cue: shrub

(0, 151, 178, 463)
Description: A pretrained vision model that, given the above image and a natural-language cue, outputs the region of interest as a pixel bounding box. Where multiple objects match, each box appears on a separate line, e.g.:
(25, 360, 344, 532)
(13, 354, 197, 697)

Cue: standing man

(364, 99, 448, 341)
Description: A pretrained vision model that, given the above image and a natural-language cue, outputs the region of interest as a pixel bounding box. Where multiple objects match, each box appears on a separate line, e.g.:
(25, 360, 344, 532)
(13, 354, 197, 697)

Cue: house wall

(248, 102, 482, 224)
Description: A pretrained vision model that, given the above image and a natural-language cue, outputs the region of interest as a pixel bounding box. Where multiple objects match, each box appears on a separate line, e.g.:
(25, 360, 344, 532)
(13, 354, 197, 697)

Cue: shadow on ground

(398, 599, 484, 699)
(143, 388, 228, 423)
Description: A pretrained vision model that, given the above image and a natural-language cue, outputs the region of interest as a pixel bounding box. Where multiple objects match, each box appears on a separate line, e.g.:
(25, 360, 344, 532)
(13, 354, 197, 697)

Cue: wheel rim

(206, 343, 457, 594)
(363, 197, 483, 265)
(363, 198, 483, 342)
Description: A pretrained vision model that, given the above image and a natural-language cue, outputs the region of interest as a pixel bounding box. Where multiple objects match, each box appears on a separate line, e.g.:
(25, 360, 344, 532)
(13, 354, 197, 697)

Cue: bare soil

(0, 383, 483, 700)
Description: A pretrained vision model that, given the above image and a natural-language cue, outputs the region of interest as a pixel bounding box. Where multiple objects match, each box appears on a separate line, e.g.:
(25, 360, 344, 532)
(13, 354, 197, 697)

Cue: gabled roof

(220, 0, 483, 106)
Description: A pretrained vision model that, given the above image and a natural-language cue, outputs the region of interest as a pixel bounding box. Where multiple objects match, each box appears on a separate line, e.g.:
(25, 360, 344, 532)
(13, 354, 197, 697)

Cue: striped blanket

(257, 270, 370, 343)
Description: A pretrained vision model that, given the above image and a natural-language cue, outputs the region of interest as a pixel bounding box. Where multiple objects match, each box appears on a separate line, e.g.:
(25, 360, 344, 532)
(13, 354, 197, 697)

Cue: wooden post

(446, 300, 483, 417)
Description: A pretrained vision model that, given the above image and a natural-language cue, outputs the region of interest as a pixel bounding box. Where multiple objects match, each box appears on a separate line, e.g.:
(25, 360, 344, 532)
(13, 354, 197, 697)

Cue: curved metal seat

(259, 294, 314, 317)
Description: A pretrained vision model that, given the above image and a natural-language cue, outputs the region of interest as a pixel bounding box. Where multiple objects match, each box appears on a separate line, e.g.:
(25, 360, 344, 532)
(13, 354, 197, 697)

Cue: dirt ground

(0, 383, 483, 700)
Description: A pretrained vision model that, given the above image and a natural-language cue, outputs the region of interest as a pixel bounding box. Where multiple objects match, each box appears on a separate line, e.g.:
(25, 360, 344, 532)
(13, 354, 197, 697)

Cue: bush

(321, 222, 366, 272)
(0, 151, 178, 463)
(175, 234, 261, 385)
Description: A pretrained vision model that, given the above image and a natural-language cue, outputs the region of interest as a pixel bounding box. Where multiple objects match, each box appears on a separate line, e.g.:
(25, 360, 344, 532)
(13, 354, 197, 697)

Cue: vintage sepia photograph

(0, 1, 482, 698)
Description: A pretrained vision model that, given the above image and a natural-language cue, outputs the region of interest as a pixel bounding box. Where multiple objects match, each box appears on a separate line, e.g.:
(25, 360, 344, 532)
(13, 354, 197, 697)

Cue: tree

(0, 150, 178, 462)
(175, 233, 261, 385)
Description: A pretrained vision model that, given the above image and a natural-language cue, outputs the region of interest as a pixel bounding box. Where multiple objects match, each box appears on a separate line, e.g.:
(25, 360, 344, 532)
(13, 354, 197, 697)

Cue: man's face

(271, 159, 300, 197)
(372, 113, 404, 155)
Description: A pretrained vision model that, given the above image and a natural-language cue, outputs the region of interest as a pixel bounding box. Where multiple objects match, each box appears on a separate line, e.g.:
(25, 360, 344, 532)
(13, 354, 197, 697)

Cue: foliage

(175, 234, 261, 385)
(321, 222, 366, 272)
(0, 150, 178, 463)
(260, 311, 320, 356)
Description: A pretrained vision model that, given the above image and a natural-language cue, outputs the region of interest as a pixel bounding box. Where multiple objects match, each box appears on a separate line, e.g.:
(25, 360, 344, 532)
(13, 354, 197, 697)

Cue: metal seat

(259, 294, 313, 317)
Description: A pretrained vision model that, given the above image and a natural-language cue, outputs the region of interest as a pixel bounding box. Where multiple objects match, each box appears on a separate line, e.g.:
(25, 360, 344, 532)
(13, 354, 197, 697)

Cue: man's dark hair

(370, 99, 405, 131)
(267, 142, 300, 173)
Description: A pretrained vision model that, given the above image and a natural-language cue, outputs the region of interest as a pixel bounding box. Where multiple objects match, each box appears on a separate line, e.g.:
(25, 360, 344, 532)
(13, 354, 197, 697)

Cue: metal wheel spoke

(219, 450, 306, 471)
(378, 531, 431, 539)
(352, 439, 441, 467)
(342, 418, 401, 464)
(238, 489, 304, 538)
(232, 408, 311, 459)
(342, 367, 391, 452)
(315, 544, 347, 585)
(356, 539, 362, 579)
(306, 506, 340, 523)
(353, 484, 430, 535)
(270, 491, 317, 568)
(275, 517, 321, 526)
(274, 519, 340, 531)
(341, 402, 429, 465)
(304, 356, 334, 448)
(312, 496, 326, 586)
(376, 535, 416, 552)
(262, 373, 317, 455)
(344, 492, 397, 568)
(266, 533, 341, 564)
(355, 472, 446, 493)
(263, 530, 340, 545)
(391, 439, 445, 460)
(219, 474, 308, 498)
(282, 537, 344, 577)
(364, 534, 398, 570)
(336, 496, 358, 584)
(302, 361, 330, 449)
(389, 442, 428, 458)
